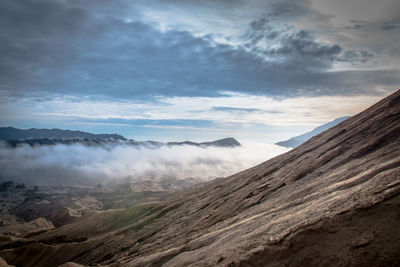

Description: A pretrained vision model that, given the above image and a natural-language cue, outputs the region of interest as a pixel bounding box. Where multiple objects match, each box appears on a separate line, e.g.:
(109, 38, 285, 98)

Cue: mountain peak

(167, 137, 241, 147)
(275, 116, 351, 148)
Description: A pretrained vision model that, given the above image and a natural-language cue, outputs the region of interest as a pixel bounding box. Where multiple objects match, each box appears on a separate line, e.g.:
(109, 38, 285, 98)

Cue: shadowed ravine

(1, 90, 400, 266)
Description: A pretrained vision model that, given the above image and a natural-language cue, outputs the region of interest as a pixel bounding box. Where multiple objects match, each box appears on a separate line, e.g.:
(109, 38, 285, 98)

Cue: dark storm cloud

(337, 50, 374, 64)
(266, 0, 313, 19)
(348, 17, 400, 32)
(245, 18, 376, 67)
(0, 0, 90, 93)
(380, 16, 400, 31)
(0, 0, 399, 100)
(148, 0, 318, 20)
(0, 0, 87, 35)
(348, 19, 365, 30)
(266, 30, 342, 68)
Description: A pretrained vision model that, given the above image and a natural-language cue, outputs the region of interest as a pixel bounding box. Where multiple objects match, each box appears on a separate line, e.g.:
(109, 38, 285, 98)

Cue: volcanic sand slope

(0, 90, 400, 266)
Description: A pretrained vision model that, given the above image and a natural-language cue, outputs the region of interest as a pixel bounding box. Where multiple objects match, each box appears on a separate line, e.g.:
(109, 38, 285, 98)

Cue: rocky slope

(0, 90, 400, 266)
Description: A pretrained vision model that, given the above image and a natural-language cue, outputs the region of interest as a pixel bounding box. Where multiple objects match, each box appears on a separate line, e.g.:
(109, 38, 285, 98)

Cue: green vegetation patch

(120, 201, 183, 235)
(112, 203, 165, 229)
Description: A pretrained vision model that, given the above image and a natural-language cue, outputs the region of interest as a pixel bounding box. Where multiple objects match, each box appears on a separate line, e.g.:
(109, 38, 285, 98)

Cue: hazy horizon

(0, 140, 289, 185)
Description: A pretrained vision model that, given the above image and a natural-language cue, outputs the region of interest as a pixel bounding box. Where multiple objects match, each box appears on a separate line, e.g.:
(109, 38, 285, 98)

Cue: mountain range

(0, 90, 399, 266)
(0, 127, 241, 148)
(275, 116, 351, 148)
(0, 127, 126, 141)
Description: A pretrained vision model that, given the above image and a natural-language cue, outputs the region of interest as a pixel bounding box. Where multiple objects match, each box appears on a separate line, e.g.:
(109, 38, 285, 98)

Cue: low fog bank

(0, 142, 289, 186)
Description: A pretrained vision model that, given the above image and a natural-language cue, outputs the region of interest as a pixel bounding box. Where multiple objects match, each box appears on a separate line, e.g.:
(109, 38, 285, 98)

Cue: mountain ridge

(0, 127, 126, 141)
(0, 127, 241, 148)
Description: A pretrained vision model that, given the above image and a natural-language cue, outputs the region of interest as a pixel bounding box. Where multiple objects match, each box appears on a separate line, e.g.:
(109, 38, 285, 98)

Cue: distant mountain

(275, 116, 350, 148)
(0, 127, 126, 141)
(0, 127, 241, 148)
(4, 138, 127, 147)
(167, 137, 241, 147)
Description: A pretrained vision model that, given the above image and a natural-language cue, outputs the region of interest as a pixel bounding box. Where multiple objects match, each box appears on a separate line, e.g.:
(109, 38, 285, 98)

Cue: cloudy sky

(1, 0, 399, 142)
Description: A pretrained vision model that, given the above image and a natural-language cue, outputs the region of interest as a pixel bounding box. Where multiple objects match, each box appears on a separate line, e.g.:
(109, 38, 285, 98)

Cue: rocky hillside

(0, 90, 399, 266)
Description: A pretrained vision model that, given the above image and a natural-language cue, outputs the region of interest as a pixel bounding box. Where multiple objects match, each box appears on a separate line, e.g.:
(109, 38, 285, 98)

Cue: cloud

(212, 107, 260, 113)
(350, 16, 400, 32)
(0, 142, 289, 185)
(0, 0, 399, 101)
(0, 0, 89, 88)
(244, 18, 378, 68)
(0, 92, 382, 142)
(137, 0, 329, 35)
(380, 16, 400, 31)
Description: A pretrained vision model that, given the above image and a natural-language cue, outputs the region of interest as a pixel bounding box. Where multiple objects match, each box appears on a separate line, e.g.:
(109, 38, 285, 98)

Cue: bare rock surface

(0, 90, 400, 266)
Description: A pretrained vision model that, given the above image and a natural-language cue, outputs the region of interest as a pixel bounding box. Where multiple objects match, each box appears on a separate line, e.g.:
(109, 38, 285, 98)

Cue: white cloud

(0, 142, 289, 185)
(1, 92, 381, 127)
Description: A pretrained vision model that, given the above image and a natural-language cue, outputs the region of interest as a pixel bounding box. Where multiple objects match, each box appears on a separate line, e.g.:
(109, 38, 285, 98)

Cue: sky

(1, 0, 399, 143)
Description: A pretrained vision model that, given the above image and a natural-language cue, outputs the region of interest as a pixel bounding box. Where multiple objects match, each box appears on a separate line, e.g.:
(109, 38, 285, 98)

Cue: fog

(0, 142, 289, 185)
